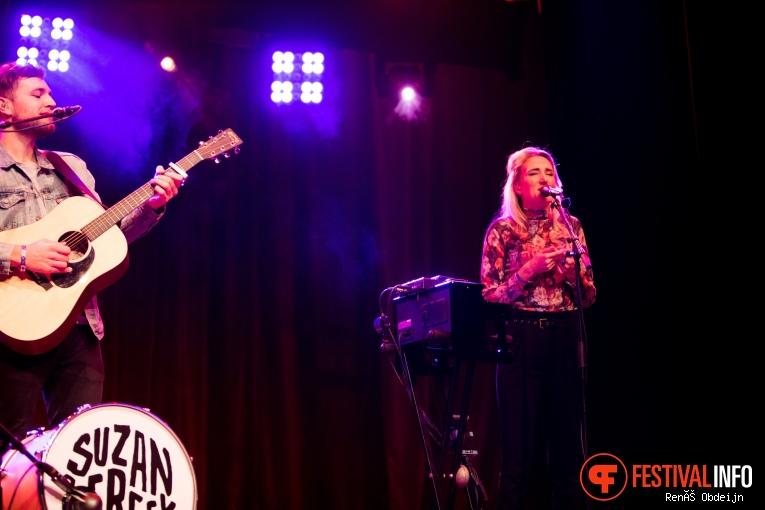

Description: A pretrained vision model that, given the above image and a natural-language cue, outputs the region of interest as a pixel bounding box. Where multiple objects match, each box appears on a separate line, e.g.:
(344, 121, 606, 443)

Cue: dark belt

(509, 310, 577, 329)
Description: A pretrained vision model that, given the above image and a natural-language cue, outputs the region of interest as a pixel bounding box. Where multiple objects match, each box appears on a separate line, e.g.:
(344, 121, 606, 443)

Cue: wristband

(514, 272, 530, 286)
(20, 245, 26, 273)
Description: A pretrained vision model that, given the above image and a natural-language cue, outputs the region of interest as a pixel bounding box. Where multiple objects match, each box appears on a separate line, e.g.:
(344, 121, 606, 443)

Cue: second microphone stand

(549, 193, 593, 509)
(0, 423, 103, 510)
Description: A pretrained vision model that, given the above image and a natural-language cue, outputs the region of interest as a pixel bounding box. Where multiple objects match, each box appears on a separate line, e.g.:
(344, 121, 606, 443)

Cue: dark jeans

(0, 325, 104, 443)
(496, 311, 585, 510)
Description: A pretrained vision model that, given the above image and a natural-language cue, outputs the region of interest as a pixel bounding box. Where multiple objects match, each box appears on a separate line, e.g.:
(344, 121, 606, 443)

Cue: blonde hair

(497, 146, 565, 234)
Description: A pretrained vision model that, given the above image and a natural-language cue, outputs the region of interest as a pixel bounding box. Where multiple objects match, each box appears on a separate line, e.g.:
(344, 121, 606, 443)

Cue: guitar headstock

(197, 128, 243, 162)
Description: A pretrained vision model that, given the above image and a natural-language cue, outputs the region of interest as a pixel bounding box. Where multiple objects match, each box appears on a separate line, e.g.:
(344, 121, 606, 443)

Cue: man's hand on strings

(19, 239, 72, 274)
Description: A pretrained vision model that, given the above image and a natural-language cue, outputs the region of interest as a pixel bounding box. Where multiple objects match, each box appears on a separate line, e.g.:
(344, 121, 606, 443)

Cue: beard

(26, 119, 57, 139)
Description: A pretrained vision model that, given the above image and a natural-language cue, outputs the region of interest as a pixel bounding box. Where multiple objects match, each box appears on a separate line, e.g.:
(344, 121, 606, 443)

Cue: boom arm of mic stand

(0, 111, 58, 129)
(0, 107, 80, 130)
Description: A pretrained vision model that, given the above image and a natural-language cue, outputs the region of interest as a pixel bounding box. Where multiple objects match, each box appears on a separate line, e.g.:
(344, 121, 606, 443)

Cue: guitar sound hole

(69, 246, 88, 263)
(51, 231, 95, 288)
(60, 231, 90, 263)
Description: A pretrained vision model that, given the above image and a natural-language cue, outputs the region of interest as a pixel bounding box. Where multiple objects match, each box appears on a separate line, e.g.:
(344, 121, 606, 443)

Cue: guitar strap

(43, 150, 106, 208)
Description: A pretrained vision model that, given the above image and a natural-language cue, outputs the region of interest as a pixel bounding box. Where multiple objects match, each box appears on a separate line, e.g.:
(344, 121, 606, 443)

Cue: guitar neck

(81, 152, 202, 241)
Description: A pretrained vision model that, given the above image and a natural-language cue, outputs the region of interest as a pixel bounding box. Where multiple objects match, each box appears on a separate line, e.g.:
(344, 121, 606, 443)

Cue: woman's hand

(516, 245, 568, 283)
(527, 245, 568, 275)
(556, 253, 577, 283)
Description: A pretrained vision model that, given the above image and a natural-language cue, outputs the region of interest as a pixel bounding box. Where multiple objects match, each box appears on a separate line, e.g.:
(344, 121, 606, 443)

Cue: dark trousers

(496, 311, 585, 510)
(0, 325, 104, 443)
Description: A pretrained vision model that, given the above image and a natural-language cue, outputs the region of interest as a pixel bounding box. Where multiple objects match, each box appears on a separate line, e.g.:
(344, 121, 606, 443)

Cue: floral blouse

(481, 209, 596, 312)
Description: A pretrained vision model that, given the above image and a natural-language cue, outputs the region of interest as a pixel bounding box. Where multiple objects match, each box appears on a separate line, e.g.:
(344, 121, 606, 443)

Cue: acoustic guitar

(0, 128, 243, 355)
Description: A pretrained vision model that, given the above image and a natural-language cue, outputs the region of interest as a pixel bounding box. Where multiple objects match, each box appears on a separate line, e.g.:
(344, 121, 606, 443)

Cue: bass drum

(1, 403, 197, 509)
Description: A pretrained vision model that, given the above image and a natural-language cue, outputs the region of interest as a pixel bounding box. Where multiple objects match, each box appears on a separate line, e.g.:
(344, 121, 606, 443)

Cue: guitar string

(58, 182, 157, 249)
(46, 133, 237, 260)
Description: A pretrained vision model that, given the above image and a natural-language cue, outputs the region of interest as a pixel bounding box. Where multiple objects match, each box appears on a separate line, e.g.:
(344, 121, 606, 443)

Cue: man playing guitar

(0, 62, 184, 444)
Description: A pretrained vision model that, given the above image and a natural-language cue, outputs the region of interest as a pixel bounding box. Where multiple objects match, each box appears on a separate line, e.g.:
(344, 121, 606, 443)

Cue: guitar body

(0, 127, 242, 355)
(0, 196, 129, 355)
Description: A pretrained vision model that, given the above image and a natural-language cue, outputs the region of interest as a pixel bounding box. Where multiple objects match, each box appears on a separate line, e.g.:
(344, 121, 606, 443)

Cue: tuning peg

(234, 147, 240, 154)
(214, 157, 221, 164)
(223, 152, 231, 158)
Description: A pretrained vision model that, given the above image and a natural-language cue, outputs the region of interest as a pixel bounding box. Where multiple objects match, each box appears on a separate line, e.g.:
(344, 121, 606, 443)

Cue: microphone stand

(0, 112, 56, 129)
(0, 422, 102, 510)
(549, 194, 593, 509)
(0, 107, 80, 130)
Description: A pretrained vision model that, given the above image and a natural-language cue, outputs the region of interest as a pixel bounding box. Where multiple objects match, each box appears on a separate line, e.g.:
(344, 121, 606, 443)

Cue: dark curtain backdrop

(17, 1, 754, 509)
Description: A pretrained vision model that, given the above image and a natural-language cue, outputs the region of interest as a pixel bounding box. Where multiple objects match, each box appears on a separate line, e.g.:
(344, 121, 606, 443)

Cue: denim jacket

(0, 143, 164, 340)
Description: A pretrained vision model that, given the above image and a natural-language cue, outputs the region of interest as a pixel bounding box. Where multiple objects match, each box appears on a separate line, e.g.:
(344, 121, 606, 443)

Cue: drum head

(5, 403, 197, 509)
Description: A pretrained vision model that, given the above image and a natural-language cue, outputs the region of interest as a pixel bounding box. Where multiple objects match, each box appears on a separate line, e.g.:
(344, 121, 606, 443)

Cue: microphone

(36, 461, 103, 509)
(0, 422, 102, 509)
(52, 105, 82, 119)
(541, 186, 564, 197)
(373, 314, 390, 334)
